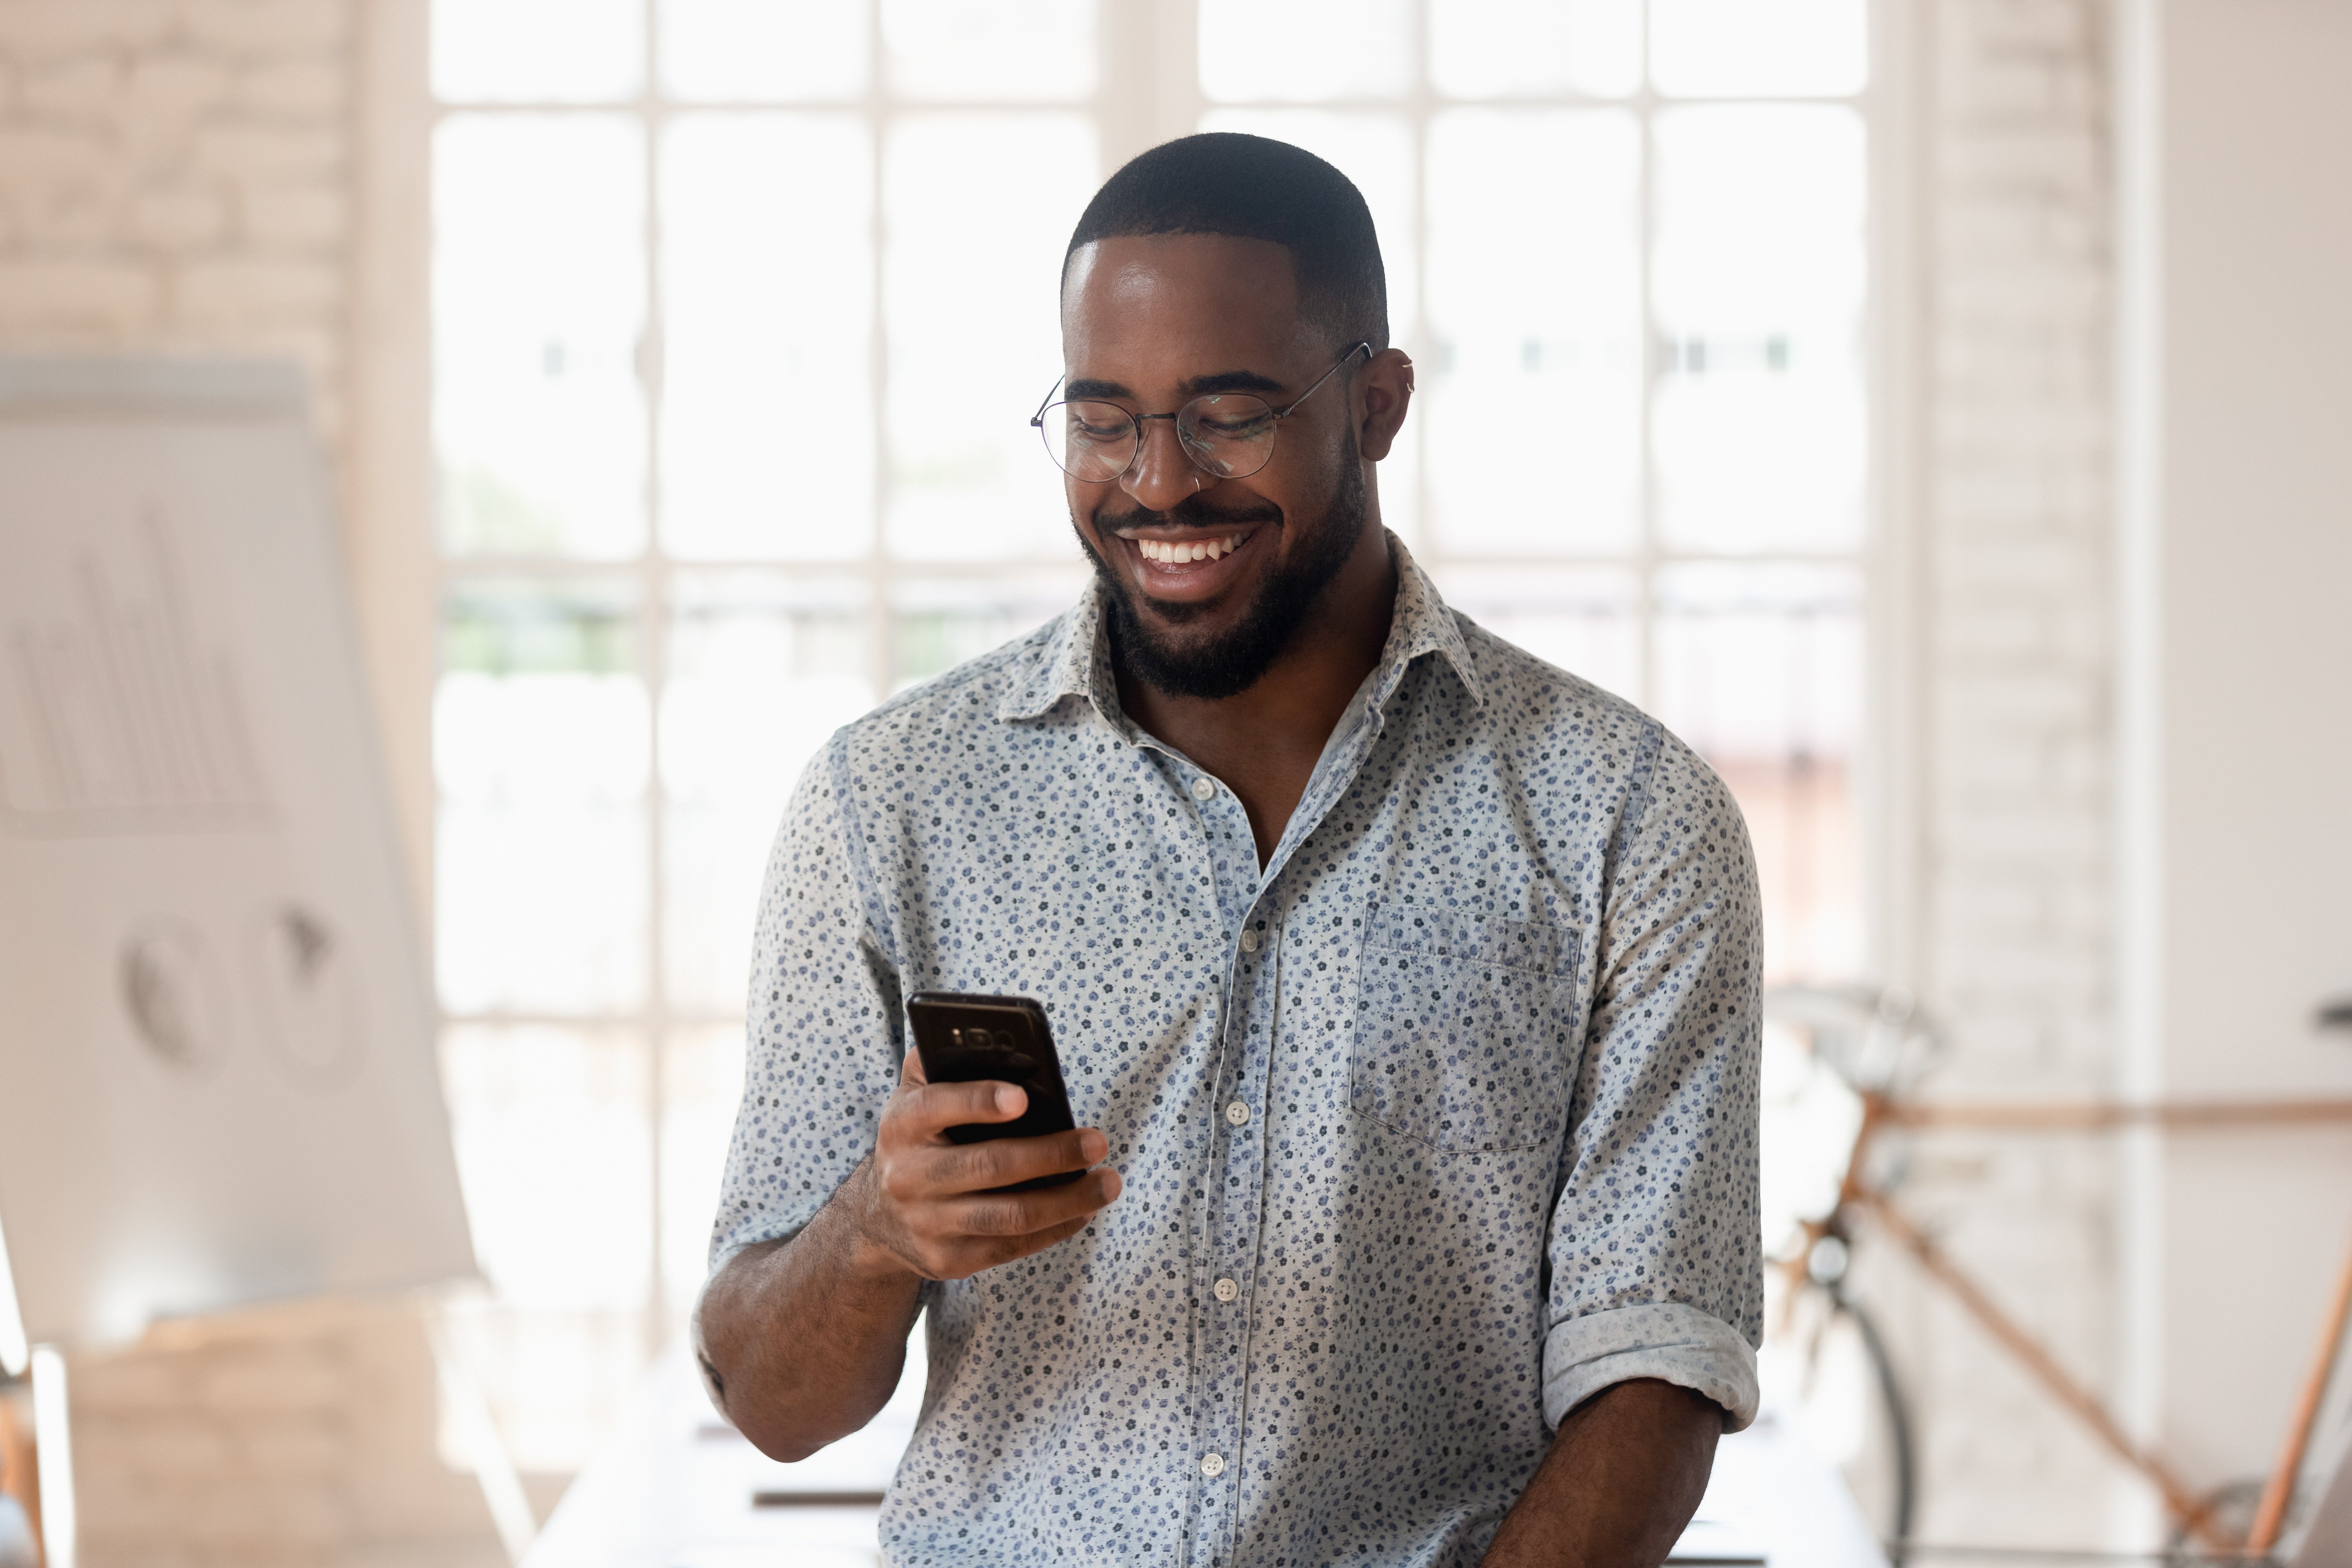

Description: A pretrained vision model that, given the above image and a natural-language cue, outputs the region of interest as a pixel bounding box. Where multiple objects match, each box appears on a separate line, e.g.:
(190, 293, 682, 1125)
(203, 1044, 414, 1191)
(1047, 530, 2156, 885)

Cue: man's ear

(1354, 347, 1415, 462)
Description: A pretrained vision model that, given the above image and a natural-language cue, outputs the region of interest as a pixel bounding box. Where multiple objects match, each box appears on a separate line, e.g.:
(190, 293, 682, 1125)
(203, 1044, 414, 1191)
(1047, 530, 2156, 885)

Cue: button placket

(1197, 905, 1278, 1558)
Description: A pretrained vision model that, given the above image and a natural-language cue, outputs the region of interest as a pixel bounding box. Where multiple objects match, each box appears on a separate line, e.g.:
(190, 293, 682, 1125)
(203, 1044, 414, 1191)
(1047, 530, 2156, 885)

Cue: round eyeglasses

(1030, 341, 1371, 484)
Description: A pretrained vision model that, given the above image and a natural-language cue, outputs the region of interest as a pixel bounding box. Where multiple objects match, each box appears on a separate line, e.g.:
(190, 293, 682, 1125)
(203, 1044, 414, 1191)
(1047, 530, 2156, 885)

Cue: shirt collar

(995, 531, 1484, 727)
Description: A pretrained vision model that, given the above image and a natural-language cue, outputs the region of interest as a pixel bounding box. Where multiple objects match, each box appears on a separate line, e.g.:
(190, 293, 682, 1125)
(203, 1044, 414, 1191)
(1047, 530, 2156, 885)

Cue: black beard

(1076, 457, 1368, 702)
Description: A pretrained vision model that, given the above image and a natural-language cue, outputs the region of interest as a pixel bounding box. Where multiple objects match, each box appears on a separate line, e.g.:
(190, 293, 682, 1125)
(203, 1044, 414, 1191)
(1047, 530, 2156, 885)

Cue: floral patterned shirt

(710, 538, 1764, 1567)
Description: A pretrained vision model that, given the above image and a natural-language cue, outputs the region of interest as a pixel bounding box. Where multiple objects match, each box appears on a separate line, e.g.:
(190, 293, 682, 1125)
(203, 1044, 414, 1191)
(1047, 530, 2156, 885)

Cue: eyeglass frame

(1027, 340, 1374, 484)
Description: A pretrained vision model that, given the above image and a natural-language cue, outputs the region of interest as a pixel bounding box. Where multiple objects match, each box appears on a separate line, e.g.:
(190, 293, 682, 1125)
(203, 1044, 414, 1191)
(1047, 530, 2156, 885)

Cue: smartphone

(905, 991, 1082, 1191)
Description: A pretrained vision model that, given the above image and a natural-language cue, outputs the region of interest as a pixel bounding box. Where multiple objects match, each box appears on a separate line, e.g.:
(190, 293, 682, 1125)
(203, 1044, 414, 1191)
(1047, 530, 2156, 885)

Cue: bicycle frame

(1783, 1087, 2352, 1552)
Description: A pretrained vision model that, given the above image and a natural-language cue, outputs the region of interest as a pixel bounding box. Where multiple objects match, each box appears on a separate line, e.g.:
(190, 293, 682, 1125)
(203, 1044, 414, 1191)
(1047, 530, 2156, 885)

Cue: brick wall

(1899, 0, 2129, 1545)
(66, 1300, 509, 1568)
(0, 3, 505, 1563)
(0, 0, 355, 441)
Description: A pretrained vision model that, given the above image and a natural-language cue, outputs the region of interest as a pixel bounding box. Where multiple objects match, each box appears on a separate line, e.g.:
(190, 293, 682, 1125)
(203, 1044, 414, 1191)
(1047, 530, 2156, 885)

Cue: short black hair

(1064, 132, 1389, 352)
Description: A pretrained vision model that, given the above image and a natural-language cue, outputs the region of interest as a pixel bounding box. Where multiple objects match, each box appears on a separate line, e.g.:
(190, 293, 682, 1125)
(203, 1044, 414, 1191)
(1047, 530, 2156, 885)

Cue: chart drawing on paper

(0, 358, 476, 1349)
(0, 506, 270, 834)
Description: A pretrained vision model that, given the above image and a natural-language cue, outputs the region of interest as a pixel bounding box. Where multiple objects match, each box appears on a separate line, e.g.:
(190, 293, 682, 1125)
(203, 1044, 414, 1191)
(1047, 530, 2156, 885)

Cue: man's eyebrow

(1180, 369, 1286, 398)
(1060, 369, 1289, 403)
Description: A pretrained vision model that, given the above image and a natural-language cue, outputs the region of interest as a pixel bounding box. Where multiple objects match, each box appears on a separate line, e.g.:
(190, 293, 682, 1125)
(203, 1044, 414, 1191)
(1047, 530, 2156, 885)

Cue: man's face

(1059, 233, 1376, 700)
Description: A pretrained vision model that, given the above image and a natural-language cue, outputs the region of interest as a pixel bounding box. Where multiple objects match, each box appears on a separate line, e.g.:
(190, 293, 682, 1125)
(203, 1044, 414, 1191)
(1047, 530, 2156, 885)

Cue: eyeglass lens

(1041, 393, 1281, 483)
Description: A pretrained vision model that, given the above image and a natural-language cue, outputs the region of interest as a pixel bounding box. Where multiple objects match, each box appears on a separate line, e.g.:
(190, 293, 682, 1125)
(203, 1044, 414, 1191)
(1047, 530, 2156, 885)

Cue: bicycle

(1760, 983, 2352, 1561)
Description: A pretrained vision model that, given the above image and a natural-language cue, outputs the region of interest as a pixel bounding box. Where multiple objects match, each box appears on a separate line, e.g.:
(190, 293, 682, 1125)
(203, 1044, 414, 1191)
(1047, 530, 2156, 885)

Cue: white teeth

(1137, 533, 1244, 565)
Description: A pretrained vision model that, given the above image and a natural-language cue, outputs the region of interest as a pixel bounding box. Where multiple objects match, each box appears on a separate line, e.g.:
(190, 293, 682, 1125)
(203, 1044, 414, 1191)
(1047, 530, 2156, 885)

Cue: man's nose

(1118, 417, 1205, 514)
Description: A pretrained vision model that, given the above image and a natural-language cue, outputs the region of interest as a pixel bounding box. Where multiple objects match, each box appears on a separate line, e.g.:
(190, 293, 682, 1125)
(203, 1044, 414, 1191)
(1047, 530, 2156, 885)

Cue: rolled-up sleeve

(1542, 729, 1765, 1432)
(707, 743, 904, 1276)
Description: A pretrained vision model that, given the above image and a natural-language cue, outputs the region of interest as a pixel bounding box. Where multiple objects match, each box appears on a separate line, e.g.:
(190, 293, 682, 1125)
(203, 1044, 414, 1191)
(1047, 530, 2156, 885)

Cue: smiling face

(1059, 233, 1393, 700)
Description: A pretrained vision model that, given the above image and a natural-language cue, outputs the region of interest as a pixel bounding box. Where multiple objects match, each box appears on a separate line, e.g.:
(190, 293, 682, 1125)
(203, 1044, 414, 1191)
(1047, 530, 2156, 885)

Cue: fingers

(912, 1166, 1122, 1279)
(884, 1127, 1107, 1203)
(894, 1077, 1029, 1140)
(858, 1130, 1121, 1282)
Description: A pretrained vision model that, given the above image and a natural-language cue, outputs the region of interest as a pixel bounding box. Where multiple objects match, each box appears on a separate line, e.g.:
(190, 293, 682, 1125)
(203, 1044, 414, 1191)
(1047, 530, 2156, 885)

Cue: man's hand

(843, 1049, 1123, 1282)
(697, 1051, 1119, 1462)
(1480, 1378, 1722, 1567)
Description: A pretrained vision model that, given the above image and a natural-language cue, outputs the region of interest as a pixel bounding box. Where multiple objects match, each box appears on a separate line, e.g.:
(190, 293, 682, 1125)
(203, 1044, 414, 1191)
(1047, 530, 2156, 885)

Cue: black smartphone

(905, 992, 1082, 1191)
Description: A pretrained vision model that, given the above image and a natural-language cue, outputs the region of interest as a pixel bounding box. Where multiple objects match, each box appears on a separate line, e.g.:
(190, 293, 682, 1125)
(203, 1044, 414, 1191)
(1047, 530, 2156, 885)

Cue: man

(697, 133, 1763, 1566)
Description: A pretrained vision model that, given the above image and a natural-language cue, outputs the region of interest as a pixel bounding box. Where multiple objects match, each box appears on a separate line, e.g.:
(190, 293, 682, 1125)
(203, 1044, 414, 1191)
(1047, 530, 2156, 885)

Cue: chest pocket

(1350, 903, 1580, 1153)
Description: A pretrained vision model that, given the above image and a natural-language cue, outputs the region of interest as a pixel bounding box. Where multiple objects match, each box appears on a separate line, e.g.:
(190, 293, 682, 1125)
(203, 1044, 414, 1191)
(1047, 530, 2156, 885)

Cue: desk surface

(523, 1341, 1885, 1568)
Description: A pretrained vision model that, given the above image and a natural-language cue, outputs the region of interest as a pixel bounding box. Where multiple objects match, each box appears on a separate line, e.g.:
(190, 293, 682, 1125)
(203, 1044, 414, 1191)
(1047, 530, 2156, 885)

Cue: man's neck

(1114, 523, 1398, 868)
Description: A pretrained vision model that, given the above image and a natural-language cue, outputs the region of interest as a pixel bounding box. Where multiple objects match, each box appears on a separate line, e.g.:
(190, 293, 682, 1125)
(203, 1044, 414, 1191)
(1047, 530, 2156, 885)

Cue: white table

(523, 1340, 1885, 1568)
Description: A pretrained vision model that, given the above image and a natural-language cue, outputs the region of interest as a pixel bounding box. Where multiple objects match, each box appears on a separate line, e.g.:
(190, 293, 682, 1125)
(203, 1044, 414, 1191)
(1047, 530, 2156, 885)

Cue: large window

(427, 0, 1870, 1472)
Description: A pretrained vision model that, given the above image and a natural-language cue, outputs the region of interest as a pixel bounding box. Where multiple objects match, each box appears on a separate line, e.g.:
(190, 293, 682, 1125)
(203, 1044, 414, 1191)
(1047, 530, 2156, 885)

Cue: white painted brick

(17, 184, 121, 244)
(1962, 0, 2098, 53)
(1939, 604, 2048, 658)
(197, 0, 352, 54)
(234, 1414, 348, 1478)
(184, 1476, 347, 1542)
(0, 123, 115, 184)
(111, 1414, 242, 1477)
(192, 1349, 346, 1414)
(191, 123, 341, 183)
(123, 52, 234, 131)
(173, 253, 339, 324)
(236, 59, 343, 120)
(240, 182, 343, 247)
(69, 1354, 194, 1413)
(0, 256, 158, 330)
(129, 182, 231, 248)
(0, 0, 176, 53)
(19, 53, 125, 116)
(1939, 126, 2104, 191)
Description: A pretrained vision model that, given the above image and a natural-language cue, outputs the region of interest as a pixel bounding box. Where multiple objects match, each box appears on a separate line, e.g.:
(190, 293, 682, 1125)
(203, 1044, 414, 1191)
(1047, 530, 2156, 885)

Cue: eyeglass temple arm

(1274, 341, 1373, 419)
(1028, 376, 1066, 428)
(1031, 341, 1368, 427)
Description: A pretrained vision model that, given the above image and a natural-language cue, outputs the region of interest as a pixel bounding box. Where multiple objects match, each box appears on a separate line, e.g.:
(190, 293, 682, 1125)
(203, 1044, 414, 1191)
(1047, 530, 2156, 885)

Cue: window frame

(380, 0, 1916, 1457)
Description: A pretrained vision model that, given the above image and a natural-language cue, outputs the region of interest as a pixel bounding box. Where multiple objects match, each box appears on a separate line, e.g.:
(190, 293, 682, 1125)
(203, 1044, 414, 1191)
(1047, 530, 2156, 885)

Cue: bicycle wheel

(2163, 1477, 2261, 1563)
(1786, 1283, 1919, 1559)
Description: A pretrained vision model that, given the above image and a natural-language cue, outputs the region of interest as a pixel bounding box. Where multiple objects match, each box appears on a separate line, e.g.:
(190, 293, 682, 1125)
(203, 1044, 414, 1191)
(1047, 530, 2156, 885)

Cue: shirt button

(1214, 1278, 1239, 1302)
(1190, 776, 1215, 801)
(1224, 1100, 1250, 1126)
(1200, 1453, 1226, 1478)
(1238, 928, 1259, 953)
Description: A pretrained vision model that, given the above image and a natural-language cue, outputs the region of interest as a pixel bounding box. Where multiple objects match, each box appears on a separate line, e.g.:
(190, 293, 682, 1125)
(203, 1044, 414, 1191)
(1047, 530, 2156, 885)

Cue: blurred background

(0, 0, 2345, 1564)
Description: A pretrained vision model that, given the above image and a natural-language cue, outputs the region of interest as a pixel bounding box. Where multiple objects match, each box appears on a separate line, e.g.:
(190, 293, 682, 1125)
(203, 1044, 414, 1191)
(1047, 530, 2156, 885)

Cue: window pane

(883, 0, 1097, 102)
(662, 573, 874, 1011)
(883, 114, 1096, 562)
(660, 0, 870, 101)
(1199, 0, 1410, 103)
(891, 571, 1087, 692)
(1195, 110, 1418, 350)
(662, 114, 874, 561)
(433, 0, 645, 103)
(1653, 105, 1864, 554)
(1652, 562, 1861, 983)
(1429, 0, 1642, 100)
(435, 115, 647, 560)
(1436, 565, 1638, 702)
(442, 1025, 653, 1312)
(436, 582, 649, 1014)
(1424, 108, 1641, 557)
(1650, 0, 1869, 98)
(439, 1021, 652, 1470)
(662, 1026, 747, 1318)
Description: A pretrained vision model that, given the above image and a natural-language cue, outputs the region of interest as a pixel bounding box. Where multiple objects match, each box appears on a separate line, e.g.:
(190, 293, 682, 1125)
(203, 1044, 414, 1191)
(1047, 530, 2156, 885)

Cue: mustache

(1096, 495, 1283, 534)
